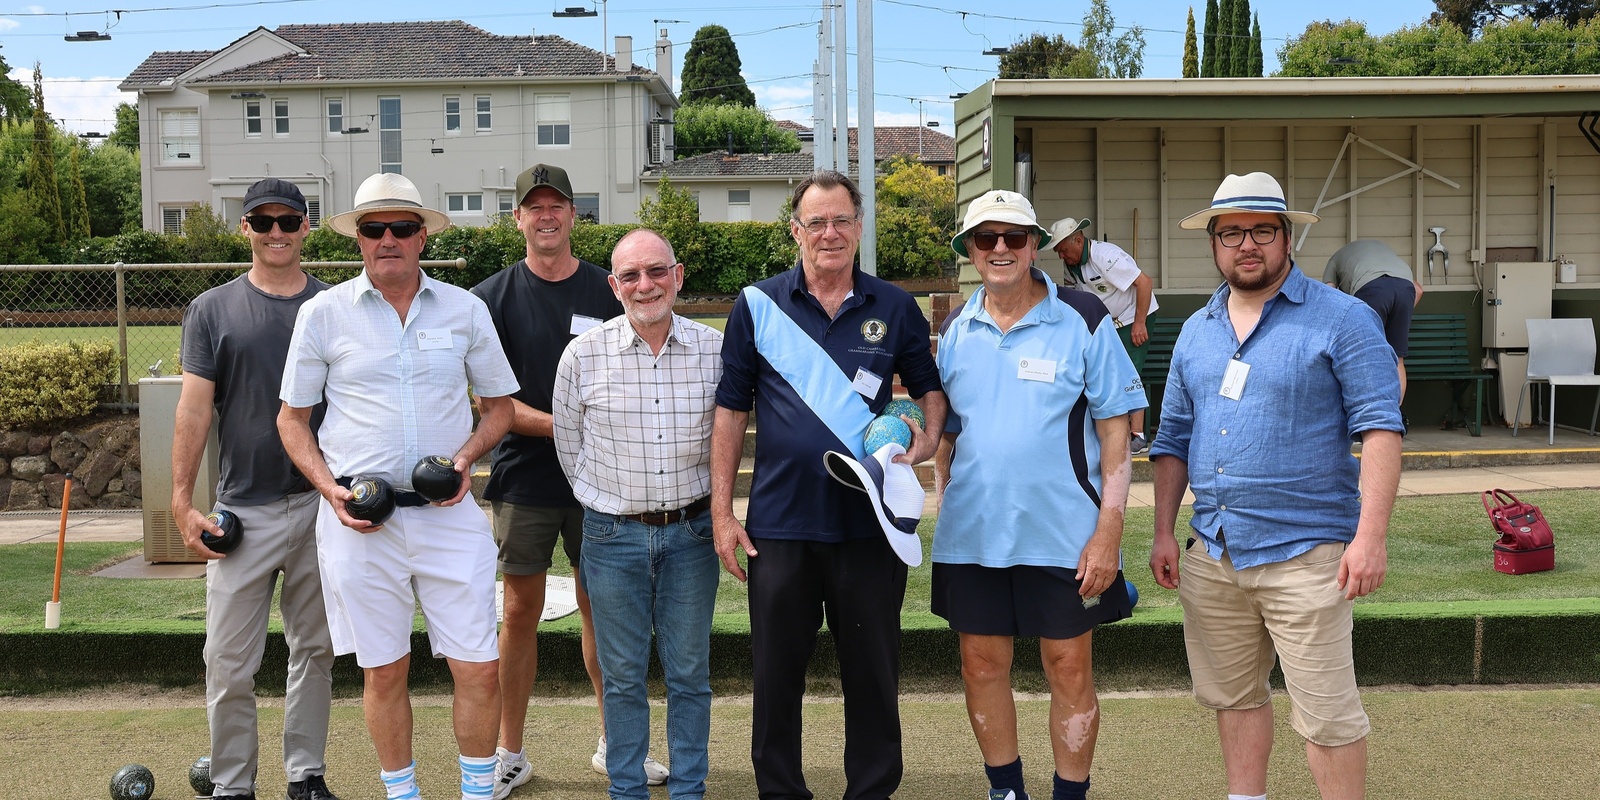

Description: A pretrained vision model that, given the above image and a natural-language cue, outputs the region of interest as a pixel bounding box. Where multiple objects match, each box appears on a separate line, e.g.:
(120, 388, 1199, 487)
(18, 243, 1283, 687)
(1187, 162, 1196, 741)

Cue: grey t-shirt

(1323, 239, 1414, 294)
(180, 272, 329, 505)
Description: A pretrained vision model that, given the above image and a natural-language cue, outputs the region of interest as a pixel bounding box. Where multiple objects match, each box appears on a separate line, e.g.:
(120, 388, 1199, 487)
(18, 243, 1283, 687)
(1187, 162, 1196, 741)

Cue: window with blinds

(160, 109, 200, 165)
(536, 94, 570, 146)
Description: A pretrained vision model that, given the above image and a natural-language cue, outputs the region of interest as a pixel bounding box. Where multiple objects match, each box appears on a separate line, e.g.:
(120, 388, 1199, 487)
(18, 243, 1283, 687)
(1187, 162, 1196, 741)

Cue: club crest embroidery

(861, 318, 887, 343)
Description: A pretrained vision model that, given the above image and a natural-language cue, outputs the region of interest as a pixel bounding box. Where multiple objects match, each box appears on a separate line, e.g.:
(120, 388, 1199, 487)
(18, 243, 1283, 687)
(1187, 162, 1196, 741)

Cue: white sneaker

(592, 736, 670, 787)
(491, 746, 532, 800)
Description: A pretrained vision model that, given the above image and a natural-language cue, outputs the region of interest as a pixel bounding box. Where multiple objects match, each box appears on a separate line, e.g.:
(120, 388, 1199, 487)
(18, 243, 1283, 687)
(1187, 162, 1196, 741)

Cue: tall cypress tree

(678, 24, 757, 107)
(1249, 13, 1264, 77)
(68, 145, 91, 238)
(26, 64, 65, 241)
(1229, 0, 1252, 78)
(1217, 0, 1236, 76)
(1201, 0, 1219, 77)
(1184, 7, 1200, 78)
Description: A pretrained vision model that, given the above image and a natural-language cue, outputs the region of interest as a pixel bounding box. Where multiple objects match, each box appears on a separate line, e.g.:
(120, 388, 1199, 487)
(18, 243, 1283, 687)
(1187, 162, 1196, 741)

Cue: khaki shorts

(1178, 539, 1370, 747)
(490, 501, 584, 576)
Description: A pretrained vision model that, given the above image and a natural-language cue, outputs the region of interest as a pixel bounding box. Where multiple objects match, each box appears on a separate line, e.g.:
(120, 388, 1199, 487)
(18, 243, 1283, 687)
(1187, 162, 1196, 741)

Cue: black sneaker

(286, 775, 341, 800)
(214, 795, 255, 800)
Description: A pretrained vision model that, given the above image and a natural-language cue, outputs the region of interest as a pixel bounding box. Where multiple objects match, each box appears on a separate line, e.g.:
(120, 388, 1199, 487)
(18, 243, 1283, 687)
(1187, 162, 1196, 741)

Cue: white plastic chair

(1513, 318, 1600, 445)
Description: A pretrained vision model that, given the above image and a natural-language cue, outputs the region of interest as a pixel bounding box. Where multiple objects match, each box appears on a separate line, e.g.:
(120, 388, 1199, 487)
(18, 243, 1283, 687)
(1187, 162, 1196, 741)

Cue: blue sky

(2, 0, 1440, 134)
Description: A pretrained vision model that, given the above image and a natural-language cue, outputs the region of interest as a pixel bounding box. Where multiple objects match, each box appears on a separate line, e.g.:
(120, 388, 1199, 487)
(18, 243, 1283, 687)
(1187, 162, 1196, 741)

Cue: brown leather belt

(618, 496, 711, 526)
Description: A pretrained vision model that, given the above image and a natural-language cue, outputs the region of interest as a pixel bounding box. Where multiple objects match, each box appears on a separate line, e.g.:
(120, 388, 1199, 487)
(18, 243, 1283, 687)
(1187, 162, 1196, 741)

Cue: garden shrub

(0, 339, 118, 429)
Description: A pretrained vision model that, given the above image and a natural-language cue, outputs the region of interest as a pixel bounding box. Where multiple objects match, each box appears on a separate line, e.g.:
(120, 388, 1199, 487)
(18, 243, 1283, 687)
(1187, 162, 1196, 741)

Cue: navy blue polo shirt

(717, 264, 941, 542)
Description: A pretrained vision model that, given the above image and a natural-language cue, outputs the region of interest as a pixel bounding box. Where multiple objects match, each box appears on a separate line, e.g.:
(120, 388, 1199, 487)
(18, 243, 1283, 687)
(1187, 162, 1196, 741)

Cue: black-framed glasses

(357, 220, 424, 240)
(795, 216, 859, 235)
(968, 229, 1032, 252)
(1212, 226, 1281, 248)
(244, 214, 304, 233)
(613, 265, 676, 286)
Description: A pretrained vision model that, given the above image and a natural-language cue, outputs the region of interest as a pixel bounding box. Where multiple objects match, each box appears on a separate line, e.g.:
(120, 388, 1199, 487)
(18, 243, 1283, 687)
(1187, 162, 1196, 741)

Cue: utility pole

(858, 0, 875, 274)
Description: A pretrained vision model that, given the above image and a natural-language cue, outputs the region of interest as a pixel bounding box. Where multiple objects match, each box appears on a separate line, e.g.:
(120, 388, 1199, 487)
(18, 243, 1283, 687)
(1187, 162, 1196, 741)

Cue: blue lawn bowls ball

(881, 398, 925, 430)
(189, 756, 214, 796)
(110, 764, 154, 800)
(864, 414, 913, 453)
(1125, 580, 1139, 607)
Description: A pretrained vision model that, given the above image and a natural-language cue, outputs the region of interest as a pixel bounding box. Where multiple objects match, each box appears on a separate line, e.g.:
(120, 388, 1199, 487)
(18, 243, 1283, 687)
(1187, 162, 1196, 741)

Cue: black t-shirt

(180, 272, 329, 505)
(471, 259, 623, 506)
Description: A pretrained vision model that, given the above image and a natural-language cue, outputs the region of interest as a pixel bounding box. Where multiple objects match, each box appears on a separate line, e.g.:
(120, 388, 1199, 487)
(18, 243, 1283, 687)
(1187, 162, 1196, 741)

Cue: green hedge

(0, 339, 118, 428)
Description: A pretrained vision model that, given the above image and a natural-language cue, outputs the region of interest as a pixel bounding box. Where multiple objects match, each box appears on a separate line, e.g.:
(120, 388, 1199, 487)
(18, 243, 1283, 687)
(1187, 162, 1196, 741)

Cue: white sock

(380, 761, 420, 800)
(461, 753, 496, 800)
(1227, 794, 1267, 800)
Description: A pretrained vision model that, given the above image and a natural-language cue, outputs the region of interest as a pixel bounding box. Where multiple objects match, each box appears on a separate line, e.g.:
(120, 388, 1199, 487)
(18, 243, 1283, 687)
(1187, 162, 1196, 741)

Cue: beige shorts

(1178, 539, 1370, 747)
(490, 500, 584, 576)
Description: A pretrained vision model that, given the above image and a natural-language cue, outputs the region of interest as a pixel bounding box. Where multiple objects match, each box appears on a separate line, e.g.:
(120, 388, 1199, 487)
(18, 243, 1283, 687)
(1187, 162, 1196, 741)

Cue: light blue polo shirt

(934, 269, 1147, 569)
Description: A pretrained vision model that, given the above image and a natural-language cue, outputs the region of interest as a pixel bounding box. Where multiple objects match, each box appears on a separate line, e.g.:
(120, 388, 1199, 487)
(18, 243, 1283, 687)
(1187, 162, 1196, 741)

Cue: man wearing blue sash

(710, 169, 947, 800)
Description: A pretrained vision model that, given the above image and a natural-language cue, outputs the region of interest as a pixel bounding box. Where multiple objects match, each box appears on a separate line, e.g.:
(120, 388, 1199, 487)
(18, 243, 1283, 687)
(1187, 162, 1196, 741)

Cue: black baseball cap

(514, 163, 574, 205)
(242, 178, 307, 214)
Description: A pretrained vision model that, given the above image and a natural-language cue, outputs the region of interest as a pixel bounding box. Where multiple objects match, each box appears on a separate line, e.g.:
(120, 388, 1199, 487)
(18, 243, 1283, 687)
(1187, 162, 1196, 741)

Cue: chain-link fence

(0, 260, 465, 408)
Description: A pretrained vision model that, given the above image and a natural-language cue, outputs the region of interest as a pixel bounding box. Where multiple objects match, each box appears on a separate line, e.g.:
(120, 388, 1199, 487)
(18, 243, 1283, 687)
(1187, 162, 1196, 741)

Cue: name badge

(852, 367, 884, 399)
(417, 329, 453, 351)
(570, 314, 602, 336)
(1220, 359, 1250, 400)
(1018, 358, 1057, 383)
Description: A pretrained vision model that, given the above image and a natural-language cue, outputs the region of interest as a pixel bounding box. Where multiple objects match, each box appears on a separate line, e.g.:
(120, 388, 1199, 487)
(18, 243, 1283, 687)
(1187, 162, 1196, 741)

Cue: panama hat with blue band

(1179, 171, 1320, 231)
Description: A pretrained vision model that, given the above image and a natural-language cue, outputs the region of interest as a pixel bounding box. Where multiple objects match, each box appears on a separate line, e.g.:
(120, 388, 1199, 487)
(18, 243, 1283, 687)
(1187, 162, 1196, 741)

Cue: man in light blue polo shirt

(933, 190, 1145, 800)
(1149, 172, 1402, 800)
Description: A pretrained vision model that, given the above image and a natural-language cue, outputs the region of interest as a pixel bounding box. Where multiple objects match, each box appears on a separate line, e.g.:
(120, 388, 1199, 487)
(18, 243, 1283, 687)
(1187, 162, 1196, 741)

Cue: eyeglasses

(795, 216, 859, 235)
(613, 265, 676, 286)
(1212, 226, 1281, 248)
(356, 220, 424, 240)
(244, 214, 304, 233)
(967, 229, 1032, 252)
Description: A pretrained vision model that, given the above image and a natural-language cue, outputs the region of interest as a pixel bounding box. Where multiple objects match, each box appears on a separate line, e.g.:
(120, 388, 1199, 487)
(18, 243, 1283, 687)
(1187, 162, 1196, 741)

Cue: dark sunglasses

(244, 214, 304, 233)
(357, 220, 424, 240)
(613, 265, 675, 286)
(968, 229, 1032, 252)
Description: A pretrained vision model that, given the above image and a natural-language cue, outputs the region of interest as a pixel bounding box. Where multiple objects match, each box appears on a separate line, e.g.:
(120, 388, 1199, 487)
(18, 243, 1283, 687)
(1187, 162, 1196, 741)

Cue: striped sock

(460, 753, 497, 800)
(380, 761, 421, 800)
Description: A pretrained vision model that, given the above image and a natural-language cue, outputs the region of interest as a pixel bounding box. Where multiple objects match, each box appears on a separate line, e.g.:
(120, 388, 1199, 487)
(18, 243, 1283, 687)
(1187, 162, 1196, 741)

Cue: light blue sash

(743, 286, 873, 460)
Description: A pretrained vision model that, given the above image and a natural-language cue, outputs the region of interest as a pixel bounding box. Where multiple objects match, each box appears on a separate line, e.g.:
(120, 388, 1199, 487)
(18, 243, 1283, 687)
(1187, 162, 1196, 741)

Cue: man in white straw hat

(1049, 215, 1159, 454)
(278, 172, 521, 800)
(1149, 172, 1403, 800)
(934, 189, 1146, 800)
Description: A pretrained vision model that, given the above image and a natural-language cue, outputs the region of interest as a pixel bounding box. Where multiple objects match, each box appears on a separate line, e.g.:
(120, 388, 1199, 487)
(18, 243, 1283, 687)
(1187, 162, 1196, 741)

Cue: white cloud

(0, 19, 20, 33)
(8, 68, 133, 134)
(753, 81, 815, 124)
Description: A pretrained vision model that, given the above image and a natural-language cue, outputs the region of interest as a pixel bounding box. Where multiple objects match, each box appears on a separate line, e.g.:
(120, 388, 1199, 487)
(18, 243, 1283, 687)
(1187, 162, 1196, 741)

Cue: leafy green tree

(671, 102, 800, 159)
(1250, 13, 1265, 77)
(638, 177, 711, 280)
(1432, 1, 1599, 36)
(1276, 16, 1600, 76)
(108, 103, 139, 152)
(997, 32, 1081, 79)
(26, 66, 65, 242)
(81, 139, 142, 236)
(0, 188, 53, 264)
(1184, 8, 1201, 77)
(1202, 0, 1220, 76)
(0, 47, 30, 122)
(67, 146, 90, 239)
(678, 25, 757, 107)
(1059, 0, 1146, 78)
(875, 155, 956, 279)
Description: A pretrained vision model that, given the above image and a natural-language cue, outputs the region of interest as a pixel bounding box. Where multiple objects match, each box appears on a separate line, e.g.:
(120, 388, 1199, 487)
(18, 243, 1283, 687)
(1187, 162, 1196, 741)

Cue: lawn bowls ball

(188, 755, 214, 796)
(201, 509, 243, 554)
(881, 398, 925, 430)
(411, 454, 463, 503)
(1125, 580, 1139, 607)
(864, 414, 913, 453)
(110, 764, 154, 800)
(345, 476, 396, 525)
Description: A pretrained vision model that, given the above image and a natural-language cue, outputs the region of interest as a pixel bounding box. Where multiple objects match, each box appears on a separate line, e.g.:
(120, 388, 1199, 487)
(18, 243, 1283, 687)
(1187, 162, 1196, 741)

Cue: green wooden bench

(1405, 313, 1491, 436)
(1139, 317, 1187, 436)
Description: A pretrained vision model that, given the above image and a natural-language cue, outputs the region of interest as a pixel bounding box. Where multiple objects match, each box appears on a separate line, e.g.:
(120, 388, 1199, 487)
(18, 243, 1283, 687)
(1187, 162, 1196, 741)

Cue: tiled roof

(125, 21, 653, 88)
(645, 151, 825, 179)
(121, 50, 215, 88)
(775, 122, 956, 163)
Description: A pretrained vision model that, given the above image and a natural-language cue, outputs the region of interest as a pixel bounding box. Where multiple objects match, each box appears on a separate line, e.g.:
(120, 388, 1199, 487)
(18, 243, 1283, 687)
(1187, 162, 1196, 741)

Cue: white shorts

(315, 493, 499, 668)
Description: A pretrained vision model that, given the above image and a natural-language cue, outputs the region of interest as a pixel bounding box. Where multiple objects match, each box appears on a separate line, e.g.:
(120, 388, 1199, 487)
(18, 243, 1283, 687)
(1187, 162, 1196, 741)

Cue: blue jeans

(580, 508, 719, 800)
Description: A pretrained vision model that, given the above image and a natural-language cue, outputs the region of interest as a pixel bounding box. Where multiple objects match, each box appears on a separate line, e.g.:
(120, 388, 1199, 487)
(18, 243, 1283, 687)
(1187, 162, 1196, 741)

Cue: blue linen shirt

(935, 270, 1147, 568)
(1148, 266, 1403, 569)
(716, 264, 942, 542)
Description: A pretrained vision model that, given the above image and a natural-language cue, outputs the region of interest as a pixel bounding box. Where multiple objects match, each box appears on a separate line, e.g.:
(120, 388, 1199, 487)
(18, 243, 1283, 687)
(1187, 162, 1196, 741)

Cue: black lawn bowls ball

(345, 475, 396, 525)
(412, 454, 463, 503)
(188, 755, 214, 796)
(109, 764, 154, 800)
(201, 509, 244, 554)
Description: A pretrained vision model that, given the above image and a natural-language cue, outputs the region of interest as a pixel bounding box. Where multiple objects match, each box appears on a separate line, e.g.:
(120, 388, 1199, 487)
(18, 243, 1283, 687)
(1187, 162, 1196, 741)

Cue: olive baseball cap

(514, 163, 574, 205)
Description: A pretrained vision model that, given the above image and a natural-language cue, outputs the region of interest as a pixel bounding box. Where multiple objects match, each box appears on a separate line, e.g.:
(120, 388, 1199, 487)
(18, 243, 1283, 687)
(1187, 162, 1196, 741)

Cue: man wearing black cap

(470, 164, 660, 797)
(172, 178, 341, 800)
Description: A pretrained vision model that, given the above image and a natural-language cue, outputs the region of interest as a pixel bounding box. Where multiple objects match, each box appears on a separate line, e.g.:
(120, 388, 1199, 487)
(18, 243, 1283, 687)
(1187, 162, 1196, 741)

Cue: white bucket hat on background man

(1179, 171, 1320, 231)
(325, 173, 452, 238)
(950, 190, 1052, 258)
(1048, 217, 1091, 244)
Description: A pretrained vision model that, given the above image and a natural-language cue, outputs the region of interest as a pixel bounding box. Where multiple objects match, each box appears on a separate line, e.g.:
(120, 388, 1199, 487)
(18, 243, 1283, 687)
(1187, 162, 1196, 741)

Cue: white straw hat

(325, 173, 451, 238)
(951, 190, 1051, 258)
(1179, 172, 1320, 230)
